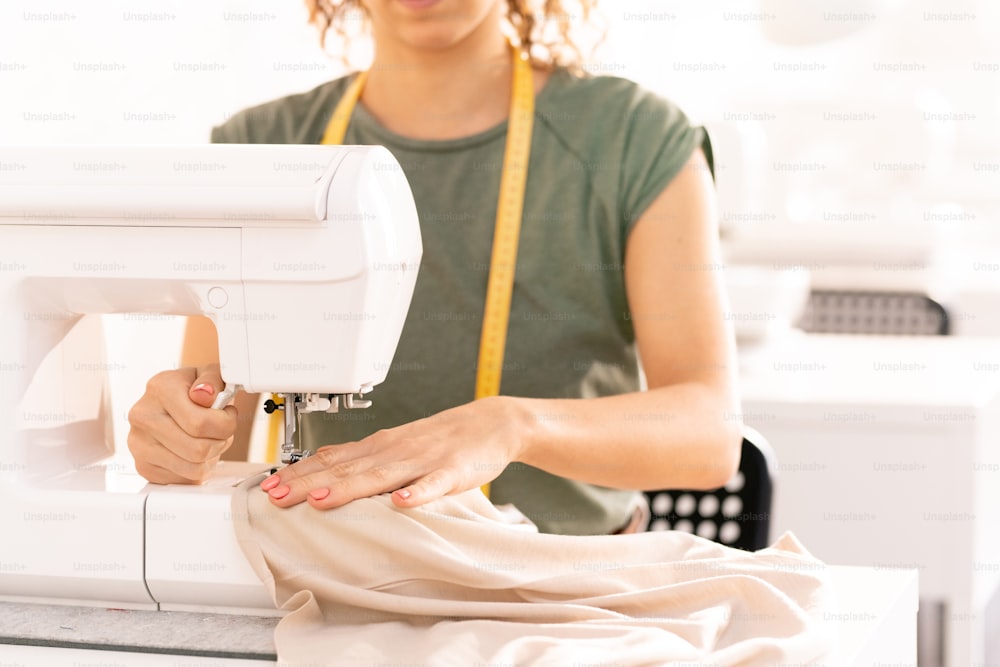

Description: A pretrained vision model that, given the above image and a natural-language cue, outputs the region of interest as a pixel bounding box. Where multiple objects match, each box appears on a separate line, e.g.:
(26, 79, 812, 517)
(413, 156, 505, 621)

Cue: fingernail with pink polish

(309, 488, 330, 501)
(268, 485, 290, 499)
(395, 489, 411, 500)
(192, 383, 215, 396)
(260, 474, 280, 490)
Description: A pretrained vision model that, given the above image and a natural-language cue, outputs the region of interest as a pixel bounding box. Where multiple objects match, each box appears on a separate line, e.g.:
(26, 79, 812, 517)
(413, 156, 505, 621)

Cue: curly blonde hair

(305, 0, 602, 70)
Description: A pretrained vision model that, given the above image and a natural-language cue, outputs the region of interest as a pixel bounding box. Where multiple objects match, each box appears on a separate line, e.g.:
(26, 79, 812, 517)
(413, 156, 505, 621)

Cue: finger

(261, 444, 362, 501)
(133, 459, 189, 485)
(308, 458, 432, 509)
(130, 401, 233, 464)
(391, 469, 458, 508)
(128, 429, 221, 483)
(135, 458, 219, 485)
(259, 442, 367, 490)
(159, 387, 237, 440)
(303, 460, 424, 509)
(269, 455, 423, 509)
(188, 365, 227, 408)
(142, 368, 235, 441)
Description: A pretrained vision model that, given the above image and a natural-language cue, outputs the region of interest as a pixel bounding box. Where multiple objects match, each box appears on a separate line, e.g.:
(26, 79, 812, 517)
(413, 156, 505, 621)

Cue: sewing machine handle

(210, 383, 241, 410)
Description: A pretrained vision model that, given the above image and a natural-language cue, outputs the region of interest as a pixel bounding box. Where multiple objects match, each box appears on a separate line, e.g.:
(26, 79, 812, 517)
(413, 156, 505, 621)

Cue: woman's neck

(360, 26, 548, 140)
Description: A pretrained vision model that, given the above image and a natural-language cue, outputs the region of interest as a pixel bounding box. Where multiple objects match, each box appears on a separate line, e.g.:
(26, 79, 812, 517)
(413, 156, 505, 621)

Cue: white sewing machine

(0, 145, 422, 613)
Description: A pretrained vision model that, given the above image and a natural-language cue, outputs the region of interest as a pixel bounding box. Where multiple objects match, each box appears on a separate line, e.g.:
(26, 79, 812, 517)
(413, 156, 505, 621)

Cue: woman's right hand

(127, 364, 238, 484)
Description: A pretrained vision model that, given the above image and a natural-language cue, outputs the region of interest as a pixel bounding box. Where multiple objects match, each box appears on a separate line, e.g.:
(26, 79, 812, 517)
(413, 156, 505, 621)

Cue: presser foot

(269, 449, 309, 474)
(262, 389, 375, 464)
(286, 450, 310, 464)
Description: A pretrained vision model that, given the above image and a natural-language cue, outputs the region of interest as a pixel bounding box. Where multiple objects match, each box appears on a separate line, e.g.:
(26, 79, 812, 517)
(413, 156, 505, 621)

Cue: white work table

(739, 332, 1000, 667)
(0, 565, 916, 666)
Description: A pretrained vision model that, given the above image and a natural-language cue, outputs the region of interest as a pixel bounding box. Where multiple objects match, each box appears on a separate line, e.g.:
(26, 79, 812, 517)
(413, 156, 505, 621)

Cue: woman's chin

(395, 0, 443, 10)
(388, 26, 488, 55)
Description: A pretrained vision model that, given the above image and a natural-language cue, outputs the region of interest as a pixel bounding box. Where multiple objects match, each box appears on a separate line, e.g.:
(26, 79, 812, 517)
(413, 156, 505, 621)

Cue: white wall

(1, 0, 345, 144)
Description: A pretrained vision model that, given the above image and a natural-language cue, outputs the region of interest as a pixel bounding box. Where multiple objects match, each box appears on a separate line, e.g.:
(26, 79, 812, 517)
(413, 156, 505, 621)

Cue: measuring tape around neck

(316, 50, 535, 498)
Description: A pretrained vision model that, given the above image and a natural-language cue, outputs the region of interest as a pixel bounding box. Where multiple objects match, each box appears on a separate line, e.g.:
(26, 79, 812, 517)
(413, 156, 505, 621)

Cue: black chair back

(644, 430, 775, 551)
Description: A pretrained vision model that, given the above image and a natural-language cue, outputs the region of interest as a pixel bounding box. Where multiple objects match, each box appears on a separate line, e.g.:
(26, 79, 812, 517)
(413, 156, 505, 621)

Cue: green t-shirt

(212, 68, 710, 535)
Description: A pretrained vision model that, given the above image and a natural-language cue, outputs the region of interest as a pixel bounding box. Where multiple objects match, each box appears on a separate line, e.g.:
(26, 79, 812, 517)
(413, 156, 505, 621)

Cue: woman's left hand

(259, 396, 530, 509)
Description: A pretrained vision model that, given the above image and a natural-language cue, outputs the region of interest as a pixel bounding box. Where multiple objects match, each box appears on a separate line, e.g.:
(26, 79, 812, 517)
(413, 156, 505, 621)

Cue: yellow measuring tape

(320, 69, 369, 146)
(474, 51, 534, 403)
(267, 50, 534, 496)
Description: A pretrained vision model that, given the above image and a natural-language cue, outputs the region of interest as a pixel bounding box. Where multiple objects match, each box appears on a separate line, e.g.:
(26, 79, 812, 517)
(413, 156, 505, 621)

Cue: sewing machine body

(0, 145, 422, 612)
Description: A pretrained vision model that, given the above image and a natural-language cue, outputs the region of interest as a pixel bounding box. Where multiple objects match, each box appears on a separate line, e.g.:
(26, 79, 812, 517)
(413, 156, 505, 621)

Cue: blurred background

(2, 1, 1000, 665)
(3, 0, 999, 344)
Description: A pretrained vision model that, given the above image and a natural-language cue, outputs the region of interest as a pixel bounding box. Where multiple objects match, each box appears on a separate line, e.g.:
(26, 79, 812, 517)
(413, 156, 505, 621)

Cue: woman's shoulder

(538, 69, 695, 142)
(210, 75, 353, 144)
(538, 69, 708, 230)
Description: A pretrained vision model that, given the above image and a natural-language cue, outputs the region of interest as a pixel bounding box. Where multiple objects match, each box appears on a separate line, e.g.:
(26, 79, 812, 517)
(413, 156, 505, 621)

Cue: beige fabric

(232, 482, 837, 666)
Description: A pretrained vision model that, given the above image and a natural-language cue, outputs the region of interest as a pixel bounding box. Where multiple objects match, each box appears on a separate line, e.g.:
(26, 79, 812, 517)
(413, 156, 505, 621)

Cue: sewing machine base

(0, 461, 277, 614)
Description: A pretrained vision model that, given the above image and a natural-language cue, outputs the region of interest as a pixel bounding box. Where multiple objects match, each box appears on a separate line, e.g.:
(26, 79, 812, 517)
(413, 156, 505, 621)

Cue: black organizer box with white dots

(643, 437, 773, 552)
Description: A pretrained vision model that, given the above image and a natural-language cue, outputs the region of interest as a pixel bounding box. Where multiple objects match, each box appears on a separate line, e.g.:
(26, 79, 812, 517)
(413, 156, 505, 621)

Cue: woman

(127, 0, 742, 536)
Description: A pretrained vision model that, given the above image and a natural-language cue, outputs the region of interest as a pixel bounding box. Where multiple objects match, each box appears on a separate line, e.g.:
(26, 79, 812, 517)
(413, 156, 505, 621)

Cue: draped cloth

(231, 481, 836, 666)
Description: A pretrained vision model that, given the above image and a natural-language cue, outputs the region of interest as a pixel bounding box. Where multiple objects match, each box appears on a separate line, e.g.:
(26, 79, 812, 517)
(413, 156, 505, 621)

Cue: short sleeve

(210, 114, 249, 144)
(619, 90, 712, 238)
